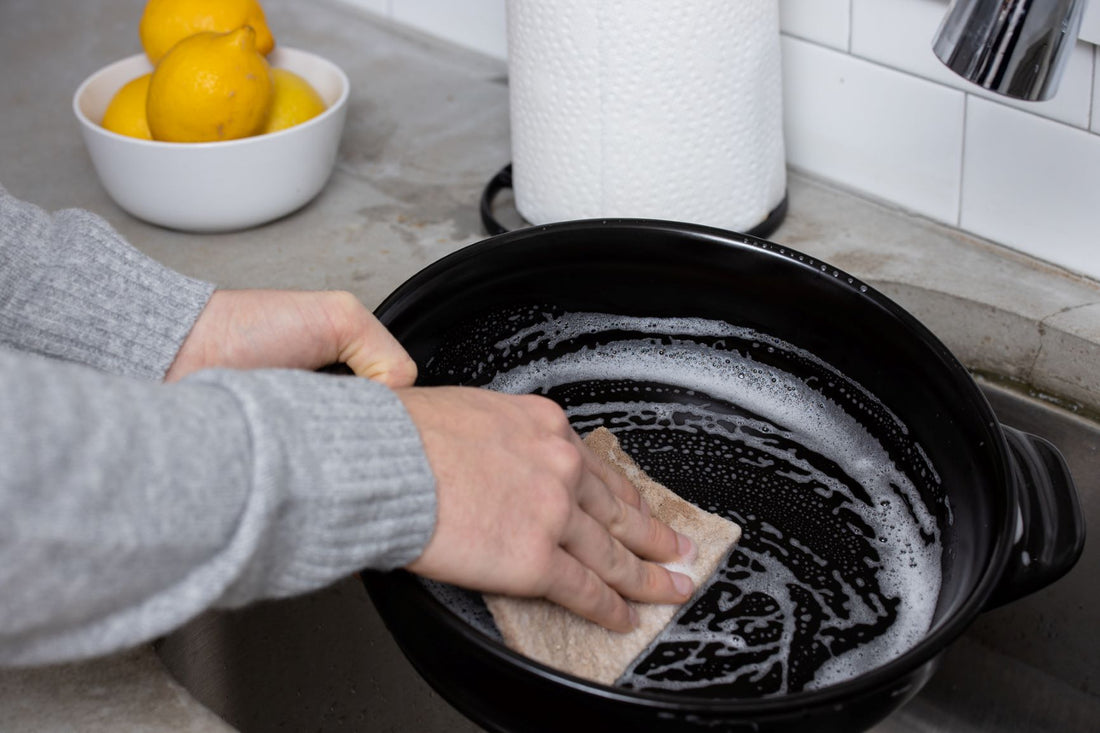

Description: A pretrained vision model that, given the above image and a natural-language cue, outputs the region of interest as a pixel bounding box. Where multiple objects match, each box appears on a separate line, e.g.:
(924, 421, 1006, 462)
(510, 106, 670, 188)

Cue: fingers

(543, 548, 637, 633)
(551, 429, 695, 626)
(560, 503, 694, 607)
(571, 432, 691, 565)
(574, 432, 645, 509)
(342, 330, 418, 388)
(328, 293, 418, 388)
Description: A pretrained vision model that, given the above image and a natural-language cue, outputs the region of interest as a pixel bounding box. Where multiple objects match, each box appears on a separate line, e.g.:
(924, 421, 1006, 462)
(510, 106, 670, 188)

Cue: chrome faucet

(932, 0, 1088, 101)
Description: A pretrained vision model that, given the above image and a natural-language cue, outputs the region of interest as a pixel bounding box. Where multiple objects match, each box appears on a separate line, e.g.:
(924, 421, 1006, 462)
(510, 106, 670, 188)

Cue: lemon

(101, 73, 153, 140)
(146, 27, 273, 143)
(260, 68, 326, 134)
(139, 0, 275, 64)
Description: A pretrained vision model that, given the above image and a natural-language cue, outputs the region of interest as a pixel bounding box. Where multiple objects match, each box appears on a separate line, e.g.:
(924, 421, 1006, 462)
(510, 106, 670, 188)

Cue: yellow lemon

(260, 68, 327, 134)
(146, 27, 273, 143)
(139, 0, 275, 64)
(101, 73, 153, 140)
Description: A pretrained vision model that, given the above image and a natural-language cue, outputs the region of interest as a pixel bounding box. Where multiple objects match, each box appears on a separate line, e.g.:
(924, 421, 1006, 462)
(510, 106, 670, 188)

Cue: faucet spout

(932, 0, 1088, 101)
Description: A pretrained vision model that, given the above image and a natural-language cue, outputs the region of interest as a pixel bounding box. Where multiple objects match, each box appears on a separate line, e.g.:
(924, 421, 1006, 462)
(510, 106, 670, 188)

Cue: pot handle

(986, 425, 1085, 610)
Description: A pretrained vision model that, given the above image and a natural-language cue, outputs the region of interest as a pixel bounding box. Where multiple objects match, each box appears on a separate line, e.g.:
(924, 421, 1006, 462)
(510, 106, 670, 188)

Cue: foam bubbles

(420, 307, 945, 698)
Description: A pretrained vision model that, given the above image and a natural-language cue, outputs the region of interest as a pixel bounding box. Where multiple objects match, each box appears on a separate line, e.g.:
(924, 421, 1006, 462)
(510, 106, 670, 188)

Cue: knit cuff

(191, 369, 437, 605)
(0, 189, 213, 380)
(277, 373, 438, 586)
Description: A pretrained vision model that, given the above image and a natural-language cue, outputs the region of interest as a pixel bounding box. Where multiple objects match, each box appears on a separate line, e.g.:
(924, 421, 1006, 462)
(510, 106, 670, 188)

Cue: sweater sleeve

(0, 185, 437, 666)
(0, 347, 437, 667)
(0, 183, 213, 380)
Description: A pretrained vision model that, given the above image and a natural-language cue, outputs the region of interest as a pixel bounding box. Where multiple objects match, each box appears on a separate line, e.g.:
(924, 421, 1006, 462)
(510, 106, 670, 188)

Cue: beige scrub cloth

(485, 427, 742, 686)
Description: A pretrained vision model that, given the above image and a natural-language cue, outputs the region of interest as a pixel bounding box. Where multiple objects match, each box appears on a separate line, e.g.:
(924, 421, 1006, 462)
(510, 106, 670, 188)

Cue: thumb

(337, 309, 418, 388)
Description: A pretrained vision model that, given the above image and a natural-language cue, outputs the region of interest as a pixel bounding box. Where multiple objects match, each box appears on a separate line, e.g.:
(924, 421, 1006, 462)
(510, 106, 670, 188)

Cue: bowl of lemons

(73, 0, 349, 232)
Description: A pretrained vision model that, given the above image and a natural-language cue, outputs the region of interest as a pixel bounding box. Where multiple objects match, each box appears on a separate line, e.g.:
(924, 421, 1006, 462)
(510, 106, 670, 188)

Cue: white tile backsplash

(851, 0, 952, 83)
(335, 0, 1100, 281)
(1082, 0, 1100, 45)
(391, 0, 506, 59)
(961, 97, 1100, 280)
(781, 36, 964, 225)
(336, 0, 507, 59)
(778, 0, 850, 51)
(851, 0, 1094, 129)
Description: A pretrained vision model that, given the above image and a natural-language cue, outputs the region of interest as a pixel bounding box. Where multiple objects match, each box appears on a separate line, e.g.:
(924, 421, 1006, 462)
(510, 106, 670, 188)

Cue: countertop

(1, 0, 1097, 731)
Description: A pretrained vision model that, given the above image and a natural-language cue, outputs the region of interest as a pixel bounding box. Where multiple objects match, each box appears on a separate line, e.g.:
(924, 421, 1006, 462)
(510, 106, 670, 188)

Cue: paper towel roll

(506, 0, 787, 233)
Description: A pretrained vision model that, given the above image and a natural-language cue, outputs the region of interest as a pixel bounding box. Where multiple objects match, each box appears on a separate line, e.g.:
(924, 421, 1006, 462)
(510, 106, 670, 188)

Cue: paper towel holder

(480, 164, 790, 239)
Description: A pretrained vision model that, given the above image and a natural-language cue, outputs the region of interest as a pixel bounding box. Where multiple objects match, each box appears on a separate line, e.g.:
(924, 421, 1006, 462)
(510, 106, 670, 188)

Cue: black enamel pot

(363, 220, 1084, 733)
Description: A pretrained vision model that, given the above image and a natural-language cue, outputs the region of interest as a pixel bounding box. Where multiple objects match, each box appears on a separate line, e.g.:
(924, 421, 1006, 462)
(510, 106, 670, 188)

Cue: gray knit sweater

(0, 185, 437, 667)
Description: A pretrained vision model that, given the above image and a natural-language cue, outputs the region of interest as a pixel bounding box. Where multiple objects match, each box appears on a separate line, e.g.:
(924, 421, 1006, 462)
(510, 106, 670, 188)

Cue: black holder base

(479, 163, 789, 239)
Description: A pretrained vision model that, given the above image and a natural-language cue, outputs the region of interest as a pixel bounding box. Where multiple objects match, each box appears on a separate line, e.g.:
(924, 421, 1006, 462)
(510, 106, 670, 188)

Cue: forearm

(0, 347, 436, 667)
(0, 184, 213, 380)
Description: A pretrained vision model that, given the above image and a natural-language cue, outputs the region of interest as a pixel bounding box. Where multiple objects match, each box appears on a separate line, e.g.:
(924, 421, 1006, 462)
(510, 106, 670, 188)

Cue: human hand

(398, 386, 697, 633)
(165, 289, 417, 387)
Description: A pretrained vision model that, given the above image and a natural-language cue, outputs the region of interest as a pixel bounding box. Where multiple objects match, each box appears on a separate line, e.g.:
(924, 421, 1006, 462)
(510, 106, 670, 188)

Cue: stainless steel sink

(157, 379, 1098, 732)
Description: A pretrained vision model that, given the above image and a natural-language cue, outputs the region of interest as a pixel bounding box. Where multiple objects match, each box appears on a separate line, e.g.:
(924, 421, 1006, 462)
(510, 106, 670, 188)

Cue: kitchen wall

(336, 0, 1100, 282)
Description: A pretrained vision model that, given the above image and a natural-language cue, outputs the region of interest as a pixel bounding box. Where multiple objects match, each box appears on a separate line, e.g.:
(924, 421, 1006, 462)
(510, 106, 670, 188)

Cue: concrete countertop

(0, 0, 1097, 730)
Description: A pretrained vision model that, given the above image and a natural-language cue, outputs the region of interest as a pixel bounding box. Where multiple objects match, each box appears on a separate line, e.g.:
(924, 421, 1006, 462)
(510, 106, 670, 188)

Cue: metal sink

(156, 380, 1098, 732)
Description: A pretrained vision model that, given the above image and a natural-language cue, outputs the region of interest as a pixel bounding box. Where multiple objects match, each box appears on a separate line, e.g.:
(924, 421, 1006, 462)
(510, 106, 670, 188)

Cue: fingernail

(671, 571, 694, 598)
(628, 605, 640, 628)
(677, 532, 697, 561)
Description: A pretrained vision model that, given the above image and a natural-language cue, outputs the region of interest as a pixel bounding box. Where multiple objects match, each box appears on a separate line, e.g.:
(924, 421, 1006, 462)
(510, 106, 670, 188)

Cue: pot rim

(372, 217, 1021, 712)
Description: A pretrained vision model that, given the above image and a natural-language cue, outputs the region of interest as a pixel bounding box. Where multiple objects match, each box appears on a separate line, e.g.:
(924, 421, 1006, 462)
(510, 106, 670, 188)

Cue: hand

(165, 289, 417, 387)
(398, 386, 696, 633)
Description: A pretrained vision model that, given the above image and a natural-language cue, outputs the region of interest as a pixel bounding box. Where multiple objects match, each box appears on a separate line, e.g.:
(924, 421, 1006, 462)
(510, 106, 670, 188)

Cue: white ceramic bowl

(73, 47, 349, 232)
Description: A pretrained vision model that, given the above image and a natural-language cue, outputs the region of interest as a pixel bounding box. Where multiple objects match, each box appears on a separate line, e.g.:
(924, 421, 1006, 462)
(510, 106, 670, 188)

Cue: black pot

(363, 220, 1084, 733)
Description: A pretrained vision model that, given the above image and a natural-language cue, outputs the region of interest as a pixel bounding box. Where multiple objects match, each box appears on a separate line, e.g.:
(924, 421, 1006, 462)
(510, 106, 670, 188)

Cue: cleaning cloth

(484, 427, 742, 685)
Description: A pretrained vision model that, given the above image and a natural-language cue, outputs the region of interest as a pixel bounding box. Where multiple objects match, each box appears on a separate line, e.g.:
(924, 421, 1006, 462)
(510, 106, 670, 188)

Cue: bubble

(420, 308, 944, 699)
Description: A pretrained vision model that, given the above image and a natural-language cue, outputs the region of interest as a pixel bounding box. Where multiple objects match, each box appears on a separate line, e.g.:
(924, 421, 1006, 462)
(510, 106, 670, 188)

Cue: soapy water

(419, 305, 946, 698)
